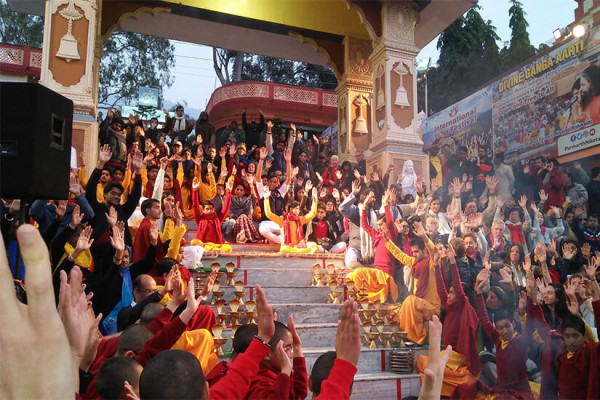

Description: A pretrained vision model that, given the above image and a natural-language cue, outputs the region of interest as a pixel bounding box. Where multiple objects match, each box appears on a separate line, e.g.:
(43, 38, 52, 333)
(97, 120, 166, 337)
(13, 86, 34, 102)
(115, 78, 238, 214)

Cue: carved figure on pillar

(392, 62, 410, 108)
(56, 2, 83, 62)
(353, 94, 369, 136)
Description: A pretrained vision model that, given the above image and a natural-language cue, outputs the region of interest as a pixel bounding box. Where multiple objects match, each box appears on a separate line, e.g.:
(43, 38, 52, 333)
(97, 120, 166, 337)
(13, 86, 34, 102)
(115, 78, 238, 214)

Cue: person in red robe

(452, 267, 536, 400)
(137, 285, 278, 400)
(528, 271, 600, 399)
(84, 278, 204, 398)
(416, 245, 479, 396)
(133, 198, 164, 264)
(246, 316, 308, 400)
(192, 177, 232, 243)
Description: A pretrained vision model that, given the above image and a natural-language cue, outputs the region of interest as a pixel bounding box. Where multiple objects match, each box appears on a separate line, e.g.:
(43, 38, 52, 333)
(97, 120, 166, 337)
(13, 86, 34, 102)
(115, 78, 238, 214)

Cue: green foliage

(213, 48, 337, 90)
(420, 6, 501, 113)
(0, 0, 43, 47)
(239, 54, 337, 90)
(420, 2, 545, 114)
(99, 31, 175, 107)
(505, 0, 536, 69)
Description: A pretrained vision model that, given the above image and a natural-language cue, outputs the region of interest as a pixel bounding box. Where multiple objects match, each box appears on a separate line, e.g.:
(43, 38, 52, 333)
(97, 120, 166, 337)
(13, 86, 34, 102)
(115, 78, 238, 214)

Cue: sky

(162, 0, 577, 117)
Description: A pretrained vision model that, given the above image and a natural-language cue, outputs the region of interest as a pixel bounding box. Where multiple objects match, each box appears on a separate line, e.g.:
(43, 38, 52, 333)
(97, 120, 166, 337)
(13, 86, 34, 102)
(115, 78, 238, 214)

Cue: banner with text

(424, 34, 600, 163)
(492, 37, 590, 161)
(421, 87, 493, 160)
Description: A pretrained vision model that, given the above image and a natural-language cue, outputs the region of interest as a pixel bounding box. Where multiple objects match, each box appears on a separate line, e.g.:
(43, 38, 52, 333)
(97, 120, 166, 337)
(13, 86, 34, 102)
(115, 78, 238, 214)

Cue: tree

(0, 0, 43, 47)
(420, 6, 501, 112)
(212, 48, 337, 90)
(99, 31, 175, 107)
(504, 0, 536, 69)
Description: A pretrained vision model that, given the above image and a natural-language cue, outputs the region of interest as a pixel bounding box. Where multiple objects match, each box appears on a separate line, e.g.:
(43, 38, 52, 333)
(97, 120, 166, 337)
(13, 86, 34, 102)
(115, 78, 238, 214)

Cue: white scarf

(174, 116, 186, 132)
(358, 204, 377, 263)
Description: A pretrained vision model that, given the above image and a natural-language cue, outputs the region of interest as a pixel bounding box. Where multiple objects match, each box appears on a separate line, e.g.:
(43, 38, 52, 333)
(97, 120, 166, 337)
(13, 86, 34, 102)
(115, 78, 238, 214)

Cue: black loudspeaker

(0, 83, 73, 200)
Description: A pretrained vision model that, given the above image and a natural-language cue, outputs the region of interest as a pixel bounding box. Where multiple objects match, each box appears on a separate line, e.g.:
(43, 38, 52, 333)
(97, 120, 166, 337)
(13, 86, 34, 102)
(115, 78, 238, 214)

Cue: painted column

(40, 0, 102, 170)
(336, 36, 373, 163)
(367, 1, 429, 184)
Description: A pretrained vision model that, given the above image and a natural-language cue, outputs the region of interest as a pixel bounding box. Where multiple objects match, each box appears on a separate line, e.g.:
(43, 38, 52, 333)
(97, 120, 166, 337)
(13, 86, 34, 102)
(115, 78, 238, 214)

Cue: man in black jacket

(86, 144, 143, 253)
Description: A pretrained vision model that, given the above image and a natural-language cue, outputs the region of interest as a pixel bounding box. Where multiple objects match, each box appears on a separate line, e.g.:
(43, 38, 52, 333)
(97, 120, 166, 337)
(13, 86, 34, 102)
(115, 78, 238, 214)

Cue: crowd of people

(1, 102, 600, 399)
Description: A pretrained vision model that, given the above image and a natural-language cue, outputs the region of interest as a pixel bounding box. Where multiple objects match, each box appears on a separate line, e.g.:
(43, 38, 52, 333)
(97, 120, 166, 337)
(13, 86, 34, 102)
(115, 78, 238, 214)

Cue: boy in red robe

(133, 198, 164, 263)
(452, 267, 536, 400)
(415, 245, 479, 396)
(192, 177, 232, 243)
(246, 316, 308, 400)
(528, 271, 600, 399)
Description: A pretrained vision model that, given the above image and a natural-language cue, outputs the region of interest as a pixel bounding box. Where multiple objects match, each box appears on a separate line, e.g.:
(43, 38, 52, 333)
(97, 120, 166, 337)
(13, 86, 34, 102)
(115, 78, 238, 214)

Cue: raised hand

(335, 170, 343, 180)
(287, 314, 303, 357)
(522, 255, 532, 276)
(159, 157, 168, 170)
(446, 245, 456, 265)
(582, 242, 591, 259)
(71, 205, 84, 227)
(335, 299, 360, 366)
(564, 281, 579, 315)
(226, 177, 234, 192)
(561, 243, 575, 260)
(229, 145, 236, 156)
(58, 266, 100, 369)
(267, 121, 273, 132)
(412, 221, 426, 238)
(290, 123, 296, 133)
(200, 271, 217, 298)
(263, 188, 271, 198)
(518, 195, 528, 209)
(539, 189, 548, 202)
(55, 200, 68, 221)
(371, 171, 380, 182)
(149, 222, 159, 247)
(69, 174, 82, 197)
(105, 206, 117, 228)
(109, 222, 125, 252)
(485, 175, 498, 192)
(98, 144, 112, 165)
(535, 277, 547, 297)
(283, 148, 292, 162)
(316, 171, 323, 183)
(351, 179, 361, 196)
(312, 187, 318, 200)
(192, 177, 200, 190)
(256, 285, 275, 343)
(305, 179, 313, 192)
(419, 315, 451, 400)
(584, 263, 597, 280)
(332, 188, 340, 200)
(353, 169, 361, 180)
(271, 340, 293, 376)
(291, 166, 299, 178)
(499, 267, 514, 290)
(76, 226, 94, 252)
(132, 149, 143, 173)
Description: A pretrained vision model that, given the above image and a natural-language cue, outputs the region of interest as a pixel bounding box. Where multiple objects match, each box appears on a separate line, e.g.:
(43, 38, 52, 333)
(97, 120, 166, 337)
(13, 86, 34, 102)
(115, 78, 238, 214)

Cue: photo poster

(421, 87, 493, 161)
(491, 35, 600, 162)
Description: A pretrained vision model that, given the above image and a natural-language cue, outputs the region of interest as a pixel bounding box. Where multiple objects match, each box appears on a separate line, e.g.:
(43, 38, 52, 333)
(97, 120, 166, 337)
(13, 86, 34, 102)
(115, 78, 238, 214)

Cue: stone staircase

(185, 220, 424, 399)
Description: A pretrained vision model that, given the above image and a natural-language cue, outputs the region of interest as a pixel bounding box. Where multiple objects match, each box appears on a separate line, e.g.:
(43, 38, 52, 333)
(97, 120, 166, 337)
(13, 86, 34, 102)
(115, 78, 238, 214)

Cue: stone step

(213, 286, 332, 304)
(209, 303, 343, 324)
(351, 372, 421, 399)
(303, 347, 427, 375)
(203, 254, 345, 270)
